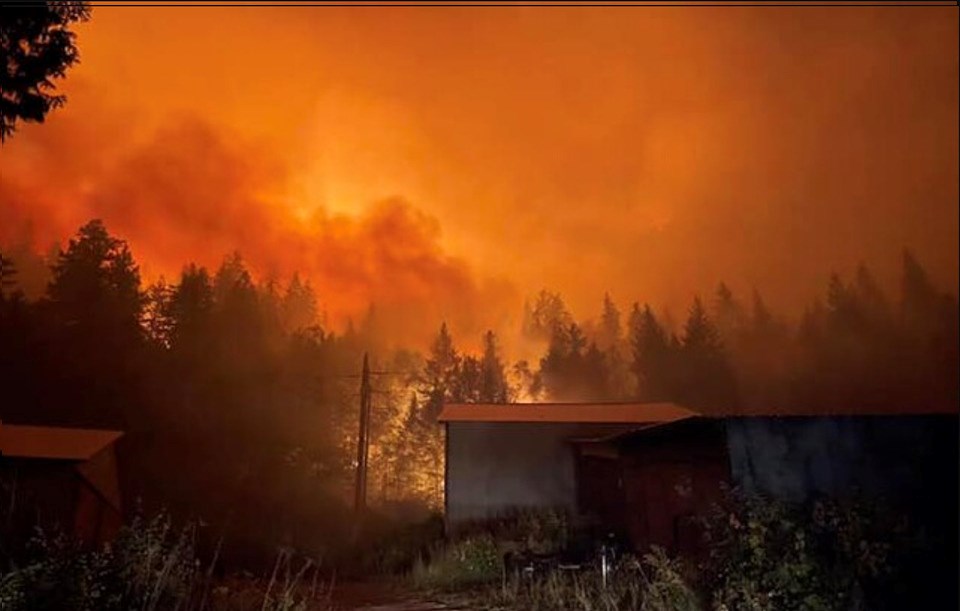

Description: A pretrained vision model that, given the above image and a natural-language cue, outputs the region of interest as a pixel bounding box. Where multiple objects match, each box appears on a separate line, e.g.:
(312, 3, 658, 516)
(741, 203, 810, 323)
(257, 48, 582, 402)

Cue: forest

(1, 218, 957, 568)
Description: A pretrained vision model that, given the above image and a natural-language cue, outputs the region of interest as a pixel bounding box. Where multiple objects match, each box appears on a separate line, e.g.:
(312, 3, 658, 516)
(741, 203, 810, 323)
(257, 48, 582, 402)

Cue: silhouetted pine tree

(735, 289, 791, 409)
(899, 251, 959, 409)
(281, 273, 318, 332)
(628, 303, 676, 402)
(479, 330, 509, 403)
(676, 297, 738, 412)
(597, 294, 631, 399)
(44, 220, 144, 426)
(419, 322, 461, 420)
(712, 282, 746, 344)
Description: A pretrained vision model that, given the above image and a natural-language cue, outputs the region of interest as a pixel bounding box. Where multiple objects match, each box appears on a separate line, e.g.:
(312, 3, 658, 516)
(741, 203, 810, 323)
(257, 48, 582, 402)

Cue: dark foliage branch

(0, 1, 91, 143)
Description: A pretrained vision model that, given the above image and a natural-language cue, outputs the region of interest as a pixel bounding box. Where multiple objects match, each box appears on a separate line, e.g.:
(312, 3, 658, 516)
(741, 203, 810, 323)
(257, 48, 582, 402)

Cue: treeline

(540, 259, 958, 412)
(1, 219, 958, 567)
(0, 220, 514, 564)
(2, 221, 377, 566)
(413, 255, 957, 415)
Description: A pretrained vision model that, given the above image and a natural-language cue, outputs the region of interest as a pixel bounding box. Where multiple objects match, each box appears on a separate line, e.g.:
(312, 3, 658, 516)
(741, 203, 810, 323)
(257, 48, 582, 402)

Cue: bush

(699, 491, 929, 611)
(349, 511, 445, 576)
(452, 506, 571, 556)
(0, 514, 331, 611)
(0, 513, 198, 610)
(411, 495, 939, 611)
(639, 547, 702, 611)
(411, 535, 503, 590)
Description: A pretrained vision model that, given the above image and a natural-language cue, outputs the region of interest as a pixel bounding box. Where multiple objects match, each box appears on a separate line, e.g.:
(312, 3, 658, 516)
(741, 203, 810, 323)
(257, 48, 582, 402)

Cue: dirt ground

(331, 581, 465, 611)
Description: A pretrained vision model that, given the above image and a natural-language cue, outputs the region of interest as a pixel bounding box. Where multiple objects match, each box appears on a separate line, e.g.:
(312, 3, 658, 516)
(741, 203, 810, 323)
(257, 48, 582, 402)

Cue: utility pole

(354, 352, 372, 513)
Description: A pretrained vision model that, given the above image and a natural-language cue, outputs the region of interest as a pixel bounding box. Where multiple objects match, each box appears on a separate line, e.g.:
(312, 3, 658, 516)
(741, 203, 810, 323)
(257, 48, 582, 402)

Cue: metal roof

(438, 402, 958, 425)
(0, 423, 123, 461)
(437, 402, 700, 424)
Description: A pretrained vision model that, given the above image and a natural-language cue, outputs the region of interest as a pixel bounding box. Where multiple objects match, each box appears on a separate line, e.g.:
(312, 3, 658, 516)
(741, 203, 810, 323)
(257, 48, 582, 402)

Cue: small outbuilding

(438, 403, 957, 553)
(0, 422, 125, 547)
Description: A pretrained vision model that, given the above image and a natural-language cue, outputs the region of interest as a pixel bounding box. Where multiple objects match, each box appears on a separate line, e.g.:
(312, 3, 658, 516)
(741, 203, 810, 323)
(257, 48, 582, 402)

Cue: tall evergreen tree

(854, 263, 890, 326)
(750, 289, 774, 334)
(712, 282, 746, 345)
(48, 219, 142, 338)
(676, 297, 738, 412)
(727, 289, 792, 410)
(169, 264, 214, 352)
(539, 321, 606, 401)
(599, 293, 622, 351)
(479, 330, 509, 403)
(628, 303, 675, 402)
(43, 220, 143, 426)
(142, 277, 174, 348)
(419, 322, 461, 420)
(281, 273, 318, 332)
(595, 294, 630, 399)
(901, 250, 941, 331)
(898, 251, 959, 409)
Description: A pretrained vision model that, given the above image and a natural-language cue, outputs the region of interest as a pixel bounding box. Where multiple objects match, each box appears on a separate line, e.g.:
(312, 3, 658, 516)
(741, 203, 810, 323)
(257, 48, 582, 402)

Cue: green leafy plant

(699, 491, 926, 611)
(411, 535, 504, 590)
(0, 514, 332, 611)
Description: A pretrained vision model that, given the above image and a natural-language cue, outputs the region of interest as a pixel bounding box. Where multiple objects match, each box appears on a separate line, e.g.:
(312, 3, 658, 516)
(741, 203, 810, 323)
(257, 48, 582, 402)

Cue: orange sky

(1, 4, 957, 349)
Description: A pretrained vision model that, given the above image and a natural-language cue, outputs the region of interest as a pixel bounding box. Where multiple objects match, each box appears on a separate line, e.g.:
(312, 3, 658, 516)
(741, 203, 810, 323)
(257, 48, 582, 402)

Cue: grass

(408, 494, 941, 611)
(410, 535, 504, 591)
(0, 514, 335, 611)
(421, 547, 701, 611)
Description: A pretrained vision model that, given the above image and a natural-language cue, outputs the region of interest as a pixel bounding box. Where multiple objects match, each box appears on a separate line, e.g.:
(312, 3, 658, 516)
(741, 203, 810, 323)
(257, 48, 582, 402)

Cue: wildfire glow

(1, 4, 957, 348)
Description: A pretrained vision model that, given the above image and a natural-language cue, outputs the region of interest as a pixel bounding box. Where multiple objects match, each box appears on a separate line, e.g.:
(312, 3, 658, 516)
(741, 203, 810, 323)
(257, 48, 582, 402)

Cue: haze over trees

(1, 219, 957, 565)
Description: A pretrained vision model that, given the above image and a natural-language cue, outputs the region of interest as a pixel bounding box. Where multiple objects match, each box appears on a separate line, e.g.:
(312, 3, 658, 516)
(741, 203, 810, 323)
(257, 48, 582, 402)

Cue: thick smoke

(2, 4, 957, 343)
(0, 110, 517, 347)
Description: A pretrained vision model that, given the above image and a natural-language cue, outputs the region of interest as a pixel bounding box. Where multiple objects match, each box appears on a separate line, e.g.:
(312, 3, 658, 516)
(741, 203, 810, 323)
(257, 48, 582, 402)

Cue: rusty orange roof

(438, 402, 701, 424)
(0, 424, 123, 461)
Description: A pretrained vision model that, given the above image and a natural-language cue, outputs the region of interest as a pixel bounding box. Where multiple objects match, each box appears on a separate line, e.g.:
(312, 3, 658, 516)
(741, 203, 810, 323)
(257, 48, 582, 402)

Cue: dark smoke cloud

(2, 5, 956, 345)
(1, 106, 516, 347)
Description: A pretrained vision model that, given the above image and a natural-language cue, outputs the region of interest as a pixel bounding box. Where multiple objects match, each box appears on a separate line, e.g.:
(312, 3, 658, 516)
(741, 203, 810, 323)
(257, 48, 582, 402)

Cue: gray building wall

(445, 422, 631, 526)
(445, 414, 957, 531)
(725, 415, 958, 506)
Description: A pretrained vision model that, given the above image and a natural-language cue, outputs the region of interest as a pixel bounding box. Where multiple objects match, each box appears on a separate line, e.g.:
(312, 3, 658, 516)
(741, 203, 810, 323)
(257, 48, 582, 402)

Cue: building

(0, 422, 125, 547)
(438, 402, 958, 552)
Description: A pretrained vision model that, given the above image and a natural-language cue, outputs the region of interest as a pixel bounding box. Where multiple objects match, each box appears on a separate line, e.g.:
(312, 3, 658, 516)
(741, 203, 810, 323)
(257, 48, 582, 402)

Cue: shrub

(411, 535, 503, 590)
(349, 511, 444, 576)
(0, 513, 198, 611)
(699, 491, 928, 611)
(639, 547, 701, 611)
(452, 507, 571, 556)
(0, 514, 330, 611)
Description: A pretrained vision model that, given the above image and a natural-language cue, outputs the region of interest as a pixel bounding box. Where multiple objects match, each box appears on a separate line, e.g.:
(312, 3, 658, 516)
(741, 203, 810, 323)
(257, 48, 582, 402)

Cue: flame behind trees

(0, 219, 956, 559)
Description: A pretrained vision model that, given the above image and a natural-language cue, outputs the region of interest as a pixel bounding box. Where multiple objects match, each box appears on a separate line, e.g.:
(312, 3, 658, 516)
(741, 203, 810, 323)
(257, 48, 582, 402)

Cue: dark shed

(0, 422, 125, 548)
(438, 403, 698, 533)
(439, 403, 958, 553)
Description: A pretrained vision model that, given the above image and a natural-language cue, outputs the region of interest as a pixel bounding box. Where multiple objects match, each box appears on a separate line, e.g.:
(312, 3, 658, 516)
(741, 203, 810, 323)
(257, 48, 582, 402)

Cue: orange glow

(1, 5, 957, 347)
